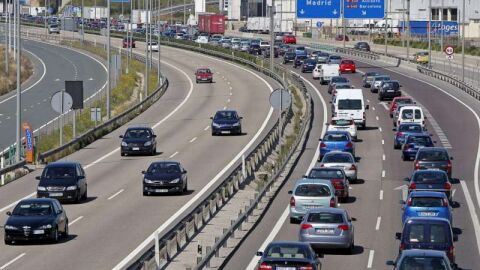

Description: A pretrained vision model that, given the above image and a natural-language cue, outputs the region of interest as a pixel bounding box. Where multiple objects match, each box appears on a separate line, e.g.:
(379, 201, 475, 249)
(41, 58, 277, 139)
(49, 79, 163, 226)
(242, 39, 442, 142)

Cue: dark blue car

(401, 134, 434, 161)
(401, 191, 452, 225)
(301, 59, 317, 73)
(319, 131, 354, 160)
(211, 110, 243, 135)
(393, 123, 426, 149)
(293, 55, 308, 68)
(142, 161, 188, 195)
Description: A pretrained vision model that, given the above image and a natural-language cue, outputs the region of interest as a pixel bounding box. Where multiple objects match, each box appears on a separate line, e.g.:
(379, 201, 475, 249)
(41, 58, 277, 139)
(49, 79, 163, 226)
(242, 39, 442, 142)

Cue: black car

(256, 241, 322, 269)
(211, 110, 243, 135)
(328, 76, 350, 94)
(283, 52, 296, 64)
(120, 127, 157, 156)
(36, 162, 88, 203)
(142, 161, 188, 195)
(278, 44, 291, 55)
(293, 55, 308, 68)
(354, 42, 370, 51)
(301, 59, 317, 73)
(4, 198, 68, 244)
(263, 47, 279, 58)
(378, 80, 402, 101)
(248, 44, 261, 55)
(414, 147, 453, 178)
(405, 170, 452, 200)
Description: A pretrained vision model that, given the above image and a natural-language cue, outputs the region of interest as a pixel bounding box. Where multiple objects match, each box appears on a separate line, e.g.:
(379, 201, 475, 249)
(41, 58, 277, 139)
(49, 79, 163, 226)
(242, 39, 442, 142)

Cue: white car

(320, 151, 357, 181)
(370, 75, 390, 93)
(326, 118, 357, 141)
(312, 64, 323, 79)
(147, 41, 159, 51)
(259, 41, 270, 51)
(195, 36, 209, 44)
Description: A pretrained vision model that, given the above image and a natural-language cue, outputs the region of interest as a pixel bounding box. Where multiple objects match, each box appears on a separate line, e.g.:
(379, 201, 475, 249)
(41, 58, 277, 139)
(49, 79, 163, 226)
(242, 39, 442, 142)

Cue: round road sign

(269, 89, 291, 112)
(51, 91, 73, 114)
(445, 46, 454, 55)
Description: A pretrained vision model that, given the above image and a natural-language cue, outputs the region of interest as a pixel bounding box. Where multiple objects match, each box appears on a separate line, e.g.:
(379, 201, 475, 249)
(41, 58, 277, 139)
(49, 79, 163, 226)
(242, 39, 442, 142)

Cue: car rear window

(399, 256, 449, 270)
(308, 169, 344, 179)
(411, 197, 444, 207)
(323, 133, 349, 141)
(295, 184, 331, 197)
(342, 60, 354, 64)
(399, 124, 422, 132)
(406, 136, 432, 145)
(307, 212, 344, 223)
(417, 150, 449, 161)
(382, 82, 400, 89)
(396, 98, 414, 105)
(197, 69, 211, 73)
(323, 153, 353, 163)
(338, 99, 362, 110)
(412, 171, 448, 184)
(265, 245, 309, 259)
(430, 224, 448, 243)
(147, 163, 181, 174)
(333, 77, 349, 83)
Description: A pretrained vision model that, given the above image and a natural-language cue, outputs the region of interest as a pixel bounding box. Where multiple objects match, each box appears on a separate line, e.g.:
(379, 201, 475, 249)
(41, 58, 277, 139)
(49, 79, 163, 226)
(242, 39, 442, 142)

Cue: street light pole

(462, 0, 465, 81)
(81, 0, 84, 43)
(107, 0, 111, 119)
(15, 0, 21, 162)
(342, 0, 346, 49)
(269, 0, 274, 71)
(440, 0, 444, 52)
(144, 0, 149, 99)
(428, 0, 432, 68)
(406, 0, 410, 60)
(5, 4, 9, 74)
(157, 0, 161, 82)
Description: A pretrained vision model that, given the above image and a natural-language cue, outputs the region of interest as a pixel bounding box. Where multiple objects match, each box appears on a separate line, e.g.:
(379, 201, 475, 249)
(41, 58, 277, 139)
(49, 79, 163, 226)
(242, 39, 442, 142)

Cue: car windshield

(296, 56, 307, 60)
(402, 109, 422, 120)
(295, 184, 331, 197)
(406, 136, 432, 145)
(399, 256, 449, 270)
(214, 111, 238, 120)
(396, 98, 414, 105)
(285, 52, 295, 57)
(330, 56, 341, 60)
(265, 244, 309, 259)
(125, 129, 152, 138)
(417, 150, 449, 161)
(399, 124, 423, 133)
(12, 202, 53, 216)
(412, 171, 448, 184)
(408, 224, 448, 244)
(50, 24, 58, 28)
(323, 133, 349, 141)
(308, 169, 344, 179)
(382, 81, 400, 89)
(147, 162, 181, 174)
(307, 212, 344, 223)
(331, 119, 353, 126)
(296, 47, 305, 51)
(335, 84, 351, 89)
(197, 69, 211, 73)
(411, 197, 444, 207)
(365, 72, 380, 77)
(323, 153, 353, 163)
(305, 59, 316, 64)
(42, 166, 76, 179)
(338, 99, 362, 110)
(332, 77, 349, 83)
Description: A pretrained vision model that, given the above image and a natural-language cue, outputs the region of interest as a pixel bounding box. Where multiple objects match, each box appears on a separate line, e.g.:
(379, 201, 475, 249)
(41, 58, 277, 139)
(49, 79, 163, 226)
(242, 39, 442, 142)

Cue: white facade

(83, 7, 108, 19)
(228, 0, 241, 20)
(132, 9, 152, 24)
(195, 0, 206, 18)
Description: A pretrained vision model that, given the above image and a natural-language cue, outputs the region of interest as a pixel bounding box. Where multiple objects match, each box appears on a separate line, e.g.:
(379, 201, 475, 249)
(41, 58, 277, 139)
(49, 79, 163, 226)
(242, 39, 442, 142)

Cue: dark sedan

(36, 162, 88, 203)
(120, 127, 157, 156)
(378, 80, 402, 101)
(283, 52, 296, 64)
(301, 59, 317, 73)
(405, 170, 452, 200)
(353, 42, 370, 51)
(328, 76, 350, 94)
(401, 134, 434, 161)
(248, 44, 261, 55)
(256, 241, 322, 270)
(414, 147, 453, 178)
(393, 123, 425, 149)
(4, 198, 68, 244)
(211, 110, 243, 135)
(142, 161, 188, 195)
(293, 55, 308, 68)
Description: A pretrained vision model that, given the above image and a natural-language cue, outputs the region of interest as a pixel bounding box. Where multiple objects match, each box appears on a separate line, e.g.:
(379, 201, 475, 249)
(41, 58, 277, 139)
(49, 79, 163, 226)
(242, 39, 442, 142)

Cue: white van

(312, 64, 323, 79)
(332, 89, 369, 129)
(396, 105, 425, 128)
(318, 64, 340, 85)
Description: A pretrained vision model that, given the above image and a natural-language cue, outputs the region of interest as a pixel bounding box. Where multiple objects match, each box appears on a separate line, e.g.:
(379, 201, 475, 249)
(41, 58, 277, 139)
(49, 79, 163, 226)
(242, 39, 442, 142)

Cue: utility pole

(342, 0, 345, 49)
(384, 2, 388, 55)
(440, 0, 444, 52)
(401, 0, 405, 47)
(428, 0, 432, 68)
(462, 0, 466, 81)
(44, 0, 48, 37)
(5, 3, 8, 74)
(406, 0, 410, 60)
(157, 0, 161, 82)
(107, 0, 111, 119)
(145, 0, 149, 99)
(81, 0, 84, 43)
(183, 0, 186, 25)
(269, 0, 274, 71)
(15, 0, 21, 162)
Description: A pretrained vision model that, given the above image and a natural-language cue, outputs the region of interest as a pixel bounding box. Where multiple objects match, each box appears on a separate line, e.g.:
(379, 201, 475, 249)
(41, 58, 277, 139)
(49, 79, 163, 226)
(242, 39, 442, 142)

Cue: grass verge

(0, 45, 33, 96)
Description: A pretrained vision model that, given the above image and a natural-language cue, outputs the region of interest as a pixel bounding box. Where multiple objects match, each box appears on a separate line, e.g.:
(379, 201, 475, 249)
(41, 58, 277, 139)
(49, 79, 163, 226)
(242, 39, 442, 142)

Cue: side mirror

(35, 176, 41, 180)
(210, 117, 213, 120)
(329, 101, 332, 104)
(6, 211, 11, 216)
(403, 177, 410, 182)
(152, 135, 157, 138)
(453, 235, 459, 242)
(450, 157, 454, 160)
(387, 101, 391, 105)
(288, 190, 293, 195)
(183, 170, 188, 174)
(350, 217, 357, 222)
(400, 85, 403, 87)
(256, 251, 263, 256)
(303, 175, 308, 178)
(141, 170, 146, 174)
(316, 253, 324, 258)
(325, 123, 330, 126)
(386, 260, 395, 266)
(433, 141, 437, 144)
(240, 117, 243, 119)
(395, 232, 402, 240)
(392, 128, 396, 131)
(78, 175, 85, 180)
(318, 139, 322, 141)
(365, 105, 370, 110)
(58, 209, 63, 214)
(119, 135, 124, 138)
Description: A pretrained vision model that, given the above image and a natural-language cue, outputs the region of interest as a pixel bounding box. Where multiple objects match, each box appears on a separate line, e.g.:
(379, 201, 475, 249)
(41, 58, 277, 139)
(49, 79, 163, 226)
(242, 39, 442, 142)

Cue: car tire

(75, 191, 82, 203)
(143, 191, 150, 196)
(196, 79, 199, 83)
(121, 152, 125, 157)
(82, 188, 88, 201)
(63, 221, 69, 238)
(4, 238, 12, 245)
(394, 144, 400, 150)
(402, 155, 409, 161)
(183, 181, 188, 193)
(51, 226, 59, 243)
(347, 241, 354, 254)
(289, 217, 297, 224)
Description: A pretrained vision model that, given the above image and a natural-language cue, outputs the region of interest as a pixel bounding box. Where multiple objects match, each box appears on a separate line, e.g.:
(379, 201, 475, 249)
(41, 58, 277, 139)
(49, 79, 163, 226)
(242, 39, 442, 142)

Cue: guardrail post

(155, 231, 160, 268)
(242, 154, 246, 179)
(1, 156, 4, 185)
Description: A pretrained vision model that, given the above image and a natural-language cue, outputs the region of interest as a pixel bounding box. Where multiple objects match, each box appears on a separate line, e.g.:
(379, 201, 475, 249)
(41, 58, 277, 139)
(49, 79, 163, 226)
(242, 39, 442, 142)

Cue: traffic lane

(0, 46, 278, 269)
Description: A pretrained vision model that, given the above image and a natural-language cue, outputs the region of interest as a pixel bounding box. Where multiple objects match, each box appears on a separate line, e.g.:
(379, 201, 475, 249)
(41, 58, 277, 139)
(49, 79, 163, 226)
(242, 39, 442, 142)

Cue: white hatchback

(327, 118, 357, 141)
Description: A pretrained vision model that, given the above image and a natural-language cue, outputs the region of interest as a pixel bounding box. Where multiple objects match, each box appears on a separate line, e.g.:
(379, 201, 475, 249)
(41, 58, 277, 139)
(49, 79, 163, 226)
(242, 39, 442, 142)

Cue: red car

(195, 68, 213, 83)
(335, 34, 349, 41)
(339, 60, 356, 73)
(388, 97, 415, 118)
(122, 38, 135, 48)
(282, 34, 296, 44)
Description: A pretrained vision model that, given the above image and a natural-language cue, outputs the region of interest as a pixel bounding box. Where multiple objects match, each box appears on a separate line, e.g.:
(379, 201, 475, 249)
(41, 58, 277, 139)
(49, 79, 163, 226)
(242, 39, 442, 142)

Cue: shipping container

(198, 14, 225, 35)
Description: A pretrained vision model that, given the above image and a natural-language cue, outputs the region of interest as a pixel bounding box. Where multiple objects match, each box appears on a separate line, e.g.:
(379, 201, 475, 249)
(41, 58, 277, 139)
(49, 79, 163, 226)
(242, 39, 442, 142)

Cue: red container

(198, 14, 225, 35)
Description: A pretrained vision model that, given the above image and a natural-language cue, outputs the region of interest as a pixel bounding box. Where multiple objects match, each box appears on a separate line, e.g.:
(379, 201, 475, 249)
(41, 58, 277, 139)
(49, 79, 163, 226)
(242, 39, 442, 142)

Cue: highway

(0, 40, 280, 269)
(224, 49, 480, 269)
(0, 39, 107, 150)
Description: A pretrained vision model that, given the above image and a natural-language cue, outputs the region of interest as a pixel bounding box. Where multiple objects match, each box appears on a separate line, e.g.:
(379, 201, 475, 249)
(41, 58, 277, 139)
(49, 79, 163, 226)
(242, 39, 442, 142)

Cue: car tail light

(442, 198, 449, 207)
(350, 164, 357, 171)
(399, 243, 405, 251)
(397, 132, 404, 137)
(299, 264, 314, 270)
(409, 182, 417, 190)
(338, 224, 349, 231)
(259, 262, 273, 270)
(414, 161, 420, 170)
(444, 182, 452, 190)
(447, 160, 452, 173)
(301, 223, 313, 230)
(290, 197, 295, 207)
(406, 198, 412, 206)
(346, 142, 353, 148)
(331, 179, 344, 189)
(320, 164, 325, 167)
(320, 142, 326, 148)
(447, 246, 455, 262)
(330, 197, 336, 207)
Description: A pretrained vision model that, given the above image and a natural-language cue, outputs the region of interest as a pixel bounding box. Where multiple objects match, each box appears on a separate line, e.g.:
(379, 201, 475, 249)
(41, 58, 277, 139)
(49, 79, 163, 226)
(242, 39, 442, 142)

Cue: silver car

(362, 71, 381, 87)
(299, 208, 355, 253)
(370, 75, 391, 93)
(320, 151, 357, 181)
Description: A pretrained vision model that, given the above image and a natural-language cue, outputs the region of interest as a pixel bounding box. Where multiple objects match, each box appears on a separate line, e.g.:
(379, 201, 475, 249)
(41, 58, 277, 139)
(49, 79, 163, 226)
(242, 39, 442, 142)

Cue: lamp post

(15, 0, 21, 162)
(107, 0, 111, 119)
(428, 0, 432, 68)
(461, 0, 466, 81)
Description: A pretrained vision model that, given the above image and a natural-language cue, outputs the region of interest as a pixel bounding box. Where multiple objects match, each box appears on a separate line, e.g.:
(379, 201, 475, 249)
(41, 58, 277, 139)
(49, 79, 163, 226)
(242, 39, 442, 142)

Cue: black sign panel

(65, 81, 84, 109)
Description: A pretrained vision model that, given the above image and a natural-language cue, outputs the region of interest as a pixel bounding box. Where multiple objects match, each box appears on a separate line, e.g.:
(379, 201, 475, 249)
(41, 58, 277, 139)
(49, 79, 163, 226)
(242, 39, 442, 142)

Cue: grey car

(328, 55, 342, 64)
(327, 76, 350, 94)
(299, 208, 355, 253)
(414, 147, 453, 178)
(386, 249, 453, 270)
(370, 75, 391, 93)
(362, 71, 381, 87)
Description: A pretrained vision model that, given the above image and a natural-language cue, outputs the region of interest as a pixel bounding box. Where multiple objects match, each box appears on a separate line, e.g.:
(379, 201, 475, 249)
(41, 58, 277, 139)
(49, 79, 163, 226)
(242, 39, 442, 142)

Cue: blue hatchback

(401, 134, 434, 161)
(401, 191, 452, 225)
(393, 123, 426, 149)
(319, 131, 354, 160)
(301, 59, 317, 73)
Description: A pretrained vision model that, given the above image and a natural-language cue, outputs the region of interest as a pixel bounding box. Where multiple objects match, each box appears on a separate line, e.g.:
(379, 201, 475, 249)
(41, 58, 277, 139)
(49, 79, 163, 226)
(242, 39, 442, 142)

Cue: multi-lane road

(0, 39, 280, 269)
(225, 48, 480, 269)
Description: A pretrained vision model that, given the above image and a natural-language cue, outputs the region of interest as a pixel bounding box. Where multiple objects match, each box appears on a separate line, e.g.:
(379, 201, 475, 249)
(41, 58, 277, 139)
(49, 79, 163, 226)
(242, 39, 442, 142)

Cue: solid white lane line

(227, 98, 231, 103)
(108, 189, 124, 200)
(382, 170, 386, 178)
(0, 192, 37, 213)
(113, 52, 276, 270)
(246, 72, 328, 270)
(169, 151, 179, 159)
(204, 126, 210, 131)
(367, 99, 370, 103)
(230, 92, 233, 96)
(375, 217, 382, 231)
(0, 253, 26, 270)
(189, 137, 197, 143)
(382, 154, 386, 161)
(379, 190, 384, 200)
(229, 86, 233, 90)
(223, 106, 227, 110)
(367, 250, 375, 268)
(460, 180, 480, 255)
(69, 216, 84, 226)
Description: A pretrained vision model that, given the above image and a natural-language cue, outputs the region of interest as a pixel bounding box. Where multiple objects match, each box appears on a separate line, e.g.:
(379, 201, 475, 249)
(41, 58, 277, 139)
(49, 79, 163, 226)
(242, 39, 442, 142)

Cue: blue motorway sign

(399, 21, 459, 36)
(25, 128, 33, 151)
(297, 0, 341, 19)
(344, 0, 385, 19)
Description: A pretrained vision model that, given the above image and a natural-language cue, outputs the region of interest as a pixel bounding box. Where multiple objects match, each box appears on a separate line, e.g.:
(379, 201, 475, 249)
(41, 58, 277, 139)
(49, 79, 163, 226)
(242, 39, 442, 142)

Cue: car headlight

(5, 225, 17, 230)
(39, 224, 52, 229)
(170, 178, 181, 184)
(232, 122, 240, 127)
(144, 141, 152, 146)
(37, 186, 46, 191)
(121, 141, 128, 147)
(212, 122, 221, 128)
(66, 185, 77, 191)
(144, 179, 154, 184)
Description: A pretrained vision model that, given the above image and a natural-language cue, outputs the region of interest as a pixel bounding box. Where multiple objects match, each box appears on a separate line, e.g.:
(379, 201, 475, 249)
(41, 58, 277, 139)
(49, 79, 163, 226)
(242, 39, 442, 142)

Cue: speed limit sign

(445, 45, 454, 56)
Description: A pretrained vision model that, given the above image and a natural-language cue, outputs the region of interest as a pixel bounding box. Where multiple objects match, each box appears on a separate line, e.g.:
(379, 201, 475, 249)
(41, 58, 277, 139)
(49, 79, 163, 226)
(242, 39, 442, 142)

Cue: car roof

(400, 105, 422, 110)
(408, 191, 448, 198)
(267, 241, 311, 247)
(306, 207, 346, 215)
(295, 178, 332, 186)
(216, 109, 237, 114)
(46, 161, 79, 167)
(325, 130, 350, 135)
(324, 150, 353, 157)
(413, 169, 448, 174)
(405, 217, 452, 225)
(400, 249, 449, 257)
(417, 147, 448, 152)
(150, 160, 180, 165)
(20, 198, 57, 204)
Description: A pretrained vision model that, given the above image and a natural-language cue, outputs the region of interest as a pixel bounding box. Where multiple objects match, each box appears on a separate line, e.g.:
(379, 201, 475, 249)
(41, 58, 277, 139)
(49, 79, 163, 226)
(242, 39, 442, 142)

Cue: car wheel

(347, 241, 354, 254)
(183, 181, 188, 193)
(63, 221, 69, 238)
(289, 217, 297, 224)
(238, 128, 242, 135)
(51, 226, 59, 243)
(402, 155, 409, 161)
(121, 152, 125, 157)
(143, 190, 150, 196)
(75, 191, 82, 203)
(196, 79, 199, 83)
(4, 238, 12, 245)
(394, 144, 400, 150)
(82, 188, 88, 201)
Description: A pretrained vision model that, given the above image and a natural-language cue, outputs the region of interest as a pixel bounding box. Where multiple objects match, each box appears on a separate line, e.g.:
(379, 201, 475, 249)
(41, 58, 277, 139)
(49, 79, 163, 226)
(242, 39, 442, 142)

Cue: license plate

(387, 90, 394, 92)
(316, 228, 335, 234)
(33, 230, 45, 235)
(277, 268, 296, 270)
(132, 147, 140, 151)
(155, 189, 168, 193)
(419, 212, 437, 217)
(49, 192, 63, 197)
(221, 131, 230, 134)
